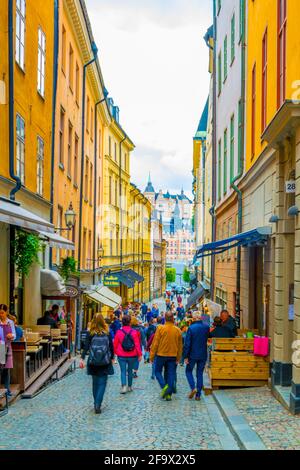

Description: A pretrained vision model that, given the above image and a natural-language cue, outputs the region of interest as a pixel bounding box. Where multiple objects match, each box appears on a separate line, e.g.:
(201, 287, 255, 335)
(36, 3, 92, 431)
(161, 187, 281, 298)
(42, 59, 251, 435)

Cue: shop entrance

(249, 246, 264, 332)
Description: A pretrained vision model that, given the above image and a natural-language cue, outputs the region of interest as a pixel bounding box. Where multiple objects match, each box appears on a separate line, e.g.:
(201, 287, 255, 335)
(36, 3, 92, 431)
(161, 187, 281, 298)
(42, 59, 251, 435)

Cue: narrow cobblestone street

(0, 362, 239, 451)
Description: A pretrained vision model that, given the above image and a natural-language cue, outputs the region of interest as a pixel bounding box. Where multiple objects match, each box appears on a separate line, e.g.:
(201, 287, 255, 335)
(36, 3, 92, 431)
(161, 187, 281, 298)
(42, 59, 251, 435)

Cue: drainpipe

(119, 135, 127, 268)
(200, 138, 206, 283)
(49, 0, 59, 269)
(210, 0, 217, 300)
(77, 43, 98, 272)
(8, 0, 21, 201)
(93, 92, 108, 284)
(230, 0, 246, 328)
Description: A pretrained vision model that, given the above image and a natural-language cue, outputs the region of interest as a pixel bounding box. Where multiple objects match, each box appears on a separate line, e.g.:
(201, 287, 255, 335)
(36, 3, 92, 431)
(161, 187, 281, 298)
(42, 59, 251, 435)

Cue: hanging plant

(59, 256, 79, 281)
(12, 230, 42, 278)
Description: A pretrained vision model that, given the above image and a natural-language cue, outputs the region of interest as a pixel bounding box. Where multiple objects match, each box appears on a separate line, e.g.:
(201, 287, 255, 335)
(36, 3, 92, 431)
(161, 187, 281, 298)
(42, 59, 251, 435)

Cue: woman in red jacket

(113, 315, 142, 394)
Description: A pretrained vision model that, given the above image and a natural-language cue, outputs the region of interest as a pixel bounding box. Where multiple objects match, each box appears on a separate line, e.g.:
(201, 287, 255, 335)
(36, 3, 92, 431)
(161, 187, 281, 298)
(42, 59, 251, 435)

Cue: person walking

(177, 294, 182, 305)
(141, 302, 148, 322)
(176, 303, 185, 321)
(183, 311, 210, 401)
(131, 317, 146, 378)
(150, 312, 182, 401)
(113, 315, 142, 393)
(79, 313, 114, 414)
(0, 305, 16, 397)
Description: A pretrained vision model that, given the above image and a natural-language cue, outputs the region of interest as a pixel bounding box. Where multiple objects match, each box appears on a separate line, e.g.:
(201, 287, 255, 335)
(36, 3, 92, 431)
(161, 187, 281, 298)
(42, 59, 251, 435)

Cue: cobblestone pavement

(0, 362, 238, 450)
(220, 387, 300, 450)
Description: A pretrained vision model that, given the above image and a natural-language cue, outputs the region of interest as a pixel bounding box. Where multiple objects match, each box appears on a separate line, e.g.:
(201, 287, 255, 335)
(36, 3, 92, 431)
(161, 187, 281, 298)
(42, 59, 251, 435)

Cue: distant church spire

(144, 173, 155, 194)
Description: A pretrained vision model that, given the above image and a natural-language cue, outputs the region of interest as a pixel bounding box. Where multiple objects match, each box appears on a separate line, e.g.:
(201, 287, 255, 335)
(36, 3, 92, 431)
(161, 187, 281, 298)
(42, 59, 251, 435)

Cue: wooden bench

(209, 338, 270, 389)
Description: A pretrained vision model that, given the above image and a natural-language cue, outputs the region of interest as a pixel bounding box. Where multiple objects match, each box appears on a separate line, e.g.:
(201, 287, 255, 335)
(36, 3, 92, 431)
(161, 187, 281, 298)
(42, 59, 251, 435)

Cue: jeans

(118, 357, 137, 387)
(185, 359, 206, 397)
(151, 357, 156, 379)
(155, 356, 177, 396)
(0, 368, 10, 393)
(92, 375, 107, 409)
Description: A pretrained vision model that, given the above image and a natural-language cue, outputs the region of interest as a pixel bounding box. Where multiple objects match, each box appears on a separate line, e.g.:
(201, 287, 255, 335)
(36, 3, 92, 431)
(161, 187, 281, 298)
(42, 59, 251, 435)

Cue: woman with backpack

(79, 313, 114, 414)
(113, 315, 142, 394)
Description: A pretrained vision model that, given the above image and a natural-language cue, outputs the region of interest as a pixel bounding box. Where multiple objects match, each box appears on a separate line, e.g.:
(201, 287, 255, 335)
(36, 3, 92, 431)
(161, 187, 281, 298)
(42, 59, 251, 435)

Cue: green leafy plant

(166, 268, 176, 284)
(183, 267, 191, 284)
(13, 230, 42, 278)
(59, 256, 79, 281)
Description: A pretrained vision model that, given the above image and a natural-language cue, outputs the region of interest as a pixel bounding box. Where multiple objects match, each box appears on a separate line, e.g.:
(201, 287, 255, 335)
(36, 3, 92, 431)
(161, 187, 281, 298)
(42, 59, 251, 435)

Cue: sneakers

(195, 396, 201, 401)
(128, 386, 133, 392)
(151, 376, 155, 380)
(188, 389, 197, 400)
(165, 395, 172, 401)
(133, 372, 138, 379)
(94, 407, 101, 414)
(160, 384, 169, 399)
(120, 386, 127, 394)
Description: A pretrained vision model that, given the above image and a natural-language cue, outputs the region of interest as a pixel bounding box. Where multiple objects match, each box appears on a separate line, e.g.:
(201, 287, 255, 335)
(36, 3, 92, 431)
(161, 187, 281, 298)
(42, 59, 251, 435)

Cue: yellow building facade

(243, 0, 300, 413)
(0, 0, 55, 324)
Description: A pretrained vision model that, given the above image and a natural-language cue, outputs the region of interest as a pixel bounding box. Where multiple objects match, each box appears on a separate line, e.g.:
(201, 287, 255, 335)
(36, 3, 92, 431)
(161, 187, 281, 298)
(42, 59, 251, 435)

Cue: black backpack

(89, 334, 111, 367)
(121, 329, 135, 352)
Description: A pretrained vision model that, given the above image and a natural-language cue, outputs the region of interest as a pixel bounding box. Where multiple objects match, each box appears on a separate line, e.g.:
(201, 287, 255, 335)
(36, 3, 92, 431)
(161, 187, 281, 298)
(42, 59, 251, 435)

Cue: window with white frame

(16, 0, 26, 69)
(37, 136, 44, 196)
(37, 28, 46, 97)
(16, 114, 25, 184)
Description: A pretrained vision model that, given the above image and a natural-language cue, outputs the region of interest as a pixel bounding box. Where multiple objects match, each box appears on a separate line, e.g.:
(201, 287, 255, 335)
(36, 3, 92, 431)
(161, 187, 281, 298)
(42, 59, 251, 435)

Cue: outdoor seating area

(208, 337, 270, 389)
(8, 323, 74, 399)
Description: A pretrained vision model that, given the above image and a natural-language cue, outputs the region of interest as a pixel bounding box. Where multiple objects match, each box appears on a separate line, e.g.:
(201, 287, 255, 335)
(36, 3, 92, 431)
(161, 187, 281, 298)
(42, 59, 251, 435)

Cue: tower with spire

(144, 173, 156, 205)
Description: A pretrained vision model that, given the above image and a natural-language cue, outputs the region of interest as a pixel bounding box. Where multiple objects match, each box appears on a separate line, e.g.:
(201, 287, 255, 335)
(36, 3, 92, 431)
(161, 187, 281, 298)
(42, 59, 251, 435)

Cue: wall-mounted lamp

(288, 206, 300, 217)
(269, 215, 279, 223)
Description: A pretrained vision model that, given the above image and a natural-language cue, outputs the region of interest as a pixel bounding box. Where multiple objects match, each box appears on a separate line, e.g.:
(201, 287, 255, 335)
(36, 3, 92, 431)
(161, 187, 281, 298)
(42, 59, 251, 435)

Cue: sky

(85, 0, 212, 198)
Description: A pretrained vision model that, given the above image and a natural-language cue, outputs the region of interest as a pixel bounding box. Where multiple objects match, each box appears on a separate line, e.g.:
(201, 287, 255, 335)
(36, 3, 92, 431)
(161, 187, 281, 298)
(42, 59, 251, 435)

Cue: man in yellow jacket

(150, 311, 182, 401)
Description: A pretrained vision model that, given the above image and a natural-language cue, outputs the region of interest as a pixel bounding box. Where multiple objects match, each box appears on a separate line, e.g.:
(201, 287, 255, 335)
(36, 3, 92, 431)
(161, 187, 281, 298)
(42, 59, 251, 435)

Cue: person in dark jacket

(210, 316, 235, 338)
(110, 316, 122, 337)
(220, 310, 237, 337)
(141, 302, 148, 322)
(183, 311, 210, 401)
(79, 313, 114, 414)
(37, 311, 58, 329)
(131, 317, 146, 378)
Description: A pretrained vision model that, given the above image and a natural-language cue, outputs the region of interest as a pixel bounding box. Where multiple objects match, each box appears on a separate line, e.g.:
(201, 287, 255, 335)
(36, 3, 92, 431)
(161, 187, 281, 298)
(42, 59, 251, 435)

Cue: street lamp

(55, 203, 76, 232)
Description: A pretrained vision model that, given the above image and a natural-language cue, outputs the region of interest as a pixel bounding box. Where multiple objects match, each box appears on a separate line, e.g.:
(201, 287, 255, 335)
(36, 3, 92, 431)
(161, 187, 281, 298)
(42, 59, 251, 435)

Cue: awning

(186, 283, 209, 310)
(41, 269, 66, 296)
(112, 271, 135, 289)
(125, 269, 144, 283)
(194, 226, 272, 263)
(39, 231, 75, 251)
(85, 285, 121, 309)
(0, 197, 54, 233)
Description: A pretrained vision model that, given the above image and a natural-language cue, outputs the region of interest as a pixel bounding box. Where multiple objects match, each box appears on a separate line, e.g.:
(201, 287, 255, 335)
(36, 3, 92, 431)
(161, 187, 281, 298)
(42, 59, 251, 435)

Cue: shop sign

(65, 286, 79, 298)
(285, 180, 296, 193)
(103, 275, 120, 287)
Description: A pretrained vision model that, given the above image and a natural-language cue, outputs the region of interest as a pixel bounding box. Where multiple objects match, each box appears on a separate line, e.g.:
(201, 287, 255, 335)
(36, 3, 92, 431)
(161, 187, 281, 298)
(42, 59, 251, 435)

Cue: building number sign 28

(285, 181, 296, 193)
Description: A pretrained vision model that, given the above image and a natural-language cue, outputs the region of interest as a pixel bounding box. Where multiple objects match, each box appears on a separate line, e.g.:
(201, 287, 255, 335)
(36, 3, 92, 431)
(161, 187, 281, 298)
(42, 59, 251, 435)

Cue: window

(91, 107, 94, 141)
(37, 136, 44, 196)
(86, 97, 90, 132)
(218, 52, 222, 95)
(110, 231, 113, 256)
(114, 142, 117, 162)
(98, 176, 101, 205)
(239, 0, 245, 42)
(67, 121, 72, 177)
(223, 36, 228, 81)
(223, 128, 228, 195)
(108, 136, 111, 156)
(75, 62, 80, 104)
(238, 99, 243, 172)
(251, 63, 256, 159)
(16, 0, 25, 69)
(88, 231, 92, 270)
(89, 162, 93, 204)
(59, 107, 65, 166)
(69, 44, 74, 91)
(74, 134, 79, 186)
(82, 229, 87, 269)
(216, 288, 227, 309)
(228, 218, 233, 259)
(231, 14, 235, 64)
(218, 139, 222, 201)
(98, 130, 102, 159)
(278, 0, 287, 108)
(115, 178, 118, 207)
(37, 28, 46, 97)
(61, 25, 66, 73)
(262, 29, 268, 133)
(56, 206, 63, 263)
(84, 157, 89, 201)
(109, 175, 112, 204)
(230, 115, 235, 182)
(16, 114, 25, 184)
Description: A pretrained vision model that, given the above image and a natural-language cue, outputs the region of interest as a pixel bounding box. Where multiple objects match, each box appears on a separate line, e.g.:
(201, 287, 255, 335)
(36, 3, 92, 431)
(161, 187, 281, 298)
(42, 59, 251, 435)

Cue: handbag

(253, 336, 269, 357)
